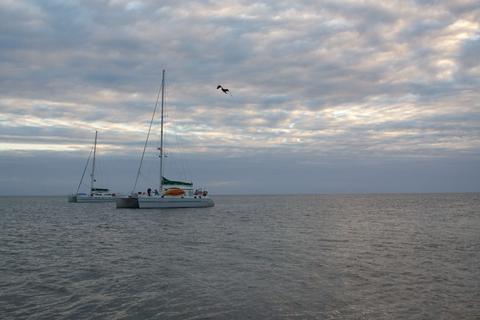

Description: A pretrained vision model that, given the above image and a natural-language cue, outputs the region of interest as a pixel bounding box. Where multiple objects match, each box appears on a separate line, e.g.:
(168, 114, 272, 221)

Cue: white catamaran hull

(68, 195, 119, 203)
(116, 196, 214, 209)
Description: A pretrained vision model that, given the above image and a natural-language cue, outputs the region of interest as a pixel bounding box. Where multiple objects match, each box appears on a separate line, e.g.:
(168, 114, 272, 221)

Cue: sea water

(1, 194, 479, 319)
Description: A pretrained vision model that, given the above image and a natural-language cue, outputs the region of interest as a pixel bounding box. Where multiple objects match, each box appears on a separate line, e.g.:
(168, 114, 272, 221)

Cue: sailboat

(68, 131, 120, 203)
(116, 70, 214, 209)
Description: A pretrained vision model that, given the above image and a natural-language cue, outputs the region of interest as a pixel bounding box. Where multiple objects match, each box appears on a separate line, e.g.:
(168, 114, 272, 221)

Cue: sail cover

(162, 177, 193, 186)
(91, 188, 109, 192)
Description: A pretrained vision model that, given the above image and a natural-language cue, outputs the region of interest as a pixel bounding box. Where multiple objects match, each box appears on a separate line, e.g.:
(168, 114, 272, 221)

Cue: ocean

(0, 194, 479, 319)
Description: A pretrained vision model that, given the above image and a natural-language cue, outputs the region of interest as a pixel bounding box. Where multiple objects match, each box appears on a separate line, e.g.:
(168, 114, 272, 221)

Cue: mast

(90, 130, 97, 192)
(159, 69, 165, 192)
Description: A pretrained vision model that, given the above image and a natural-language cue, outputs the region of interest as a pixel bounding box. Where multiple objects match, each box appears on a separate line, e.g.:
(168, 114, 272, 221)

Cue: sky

(0, 0, 479, 195)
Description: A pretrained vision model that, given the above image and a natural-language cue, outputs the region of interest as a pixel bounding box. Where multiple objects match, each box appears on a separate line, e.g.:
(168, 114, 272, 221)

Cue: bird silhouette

(217, 85, 231, 95)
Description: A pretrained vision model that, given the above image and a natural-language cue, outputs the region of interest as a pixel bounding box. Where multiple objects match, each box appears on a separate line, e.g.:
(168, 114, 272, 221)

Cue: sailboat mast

(90, 130, 97, 192)
(159, 69, 165, 192)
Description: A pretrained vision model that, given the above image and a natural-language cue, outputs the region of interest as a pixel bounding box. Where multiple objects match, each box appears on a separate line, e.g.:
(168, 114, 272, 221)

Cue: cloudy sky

(0, 0, 479, 195)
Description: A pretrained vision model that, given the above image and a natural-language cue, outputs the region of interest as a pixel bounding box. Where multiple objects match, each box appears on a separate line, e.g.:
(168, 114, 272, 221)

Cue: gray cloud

(0, 0, 479, 194)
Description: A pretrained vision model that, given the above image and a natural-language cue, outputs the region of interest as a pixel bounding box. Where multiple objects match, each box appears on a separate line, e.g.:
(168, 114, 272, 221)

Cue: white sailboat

(116, 70, 214, 209)
(68, 131, 121, 203)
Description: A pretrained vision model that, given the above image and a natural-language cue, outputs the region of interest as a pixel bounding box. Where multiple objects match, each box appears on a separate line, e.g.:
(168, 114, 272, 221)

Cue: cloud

(0, 0, 479, 193)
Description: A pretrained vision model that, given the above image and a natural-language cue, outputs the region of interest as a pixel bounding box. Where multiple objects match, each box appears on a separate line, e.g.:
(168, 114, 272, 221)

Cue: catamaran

(68, 131, 121, 203)
(116, 70, 214, 209)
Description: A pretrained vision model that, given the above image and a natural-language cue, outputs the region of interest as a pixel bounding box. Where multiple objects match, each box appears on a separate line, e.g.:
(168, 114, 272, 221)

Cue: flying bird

(217, 85, 232, 95)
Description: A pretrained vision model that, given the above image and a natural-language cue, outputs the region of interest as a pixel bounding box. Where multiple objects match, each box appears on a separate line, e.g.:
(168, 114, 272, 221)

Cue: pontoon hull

(68, 195, 118, 203)
(116, 196, 214, 209)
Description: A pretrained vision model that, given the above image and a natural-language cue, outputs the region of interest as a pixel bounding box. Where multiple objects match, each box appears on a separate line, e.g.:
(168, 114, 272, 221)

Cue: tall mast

(90, 130, 97, 192)
(159, 69, 165, 192)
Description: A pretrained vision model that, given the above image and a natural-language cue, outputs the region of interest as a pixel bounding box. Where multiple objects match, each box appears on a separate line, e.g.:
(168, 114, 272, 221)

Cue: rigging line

(132, 83, 163, 194)
(76, 147, 93, 194)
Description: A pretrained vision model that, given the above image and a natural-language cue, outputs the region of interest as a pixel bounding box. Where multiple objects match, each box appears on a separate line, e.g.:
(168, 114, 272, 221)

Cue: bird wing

(217, 85, 222, 89)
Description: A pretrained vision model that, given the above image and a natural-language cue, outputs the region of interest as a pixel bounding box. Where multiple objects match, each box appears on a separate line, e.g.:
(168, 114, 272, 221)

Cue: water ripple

(0, 194, 479, 319)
